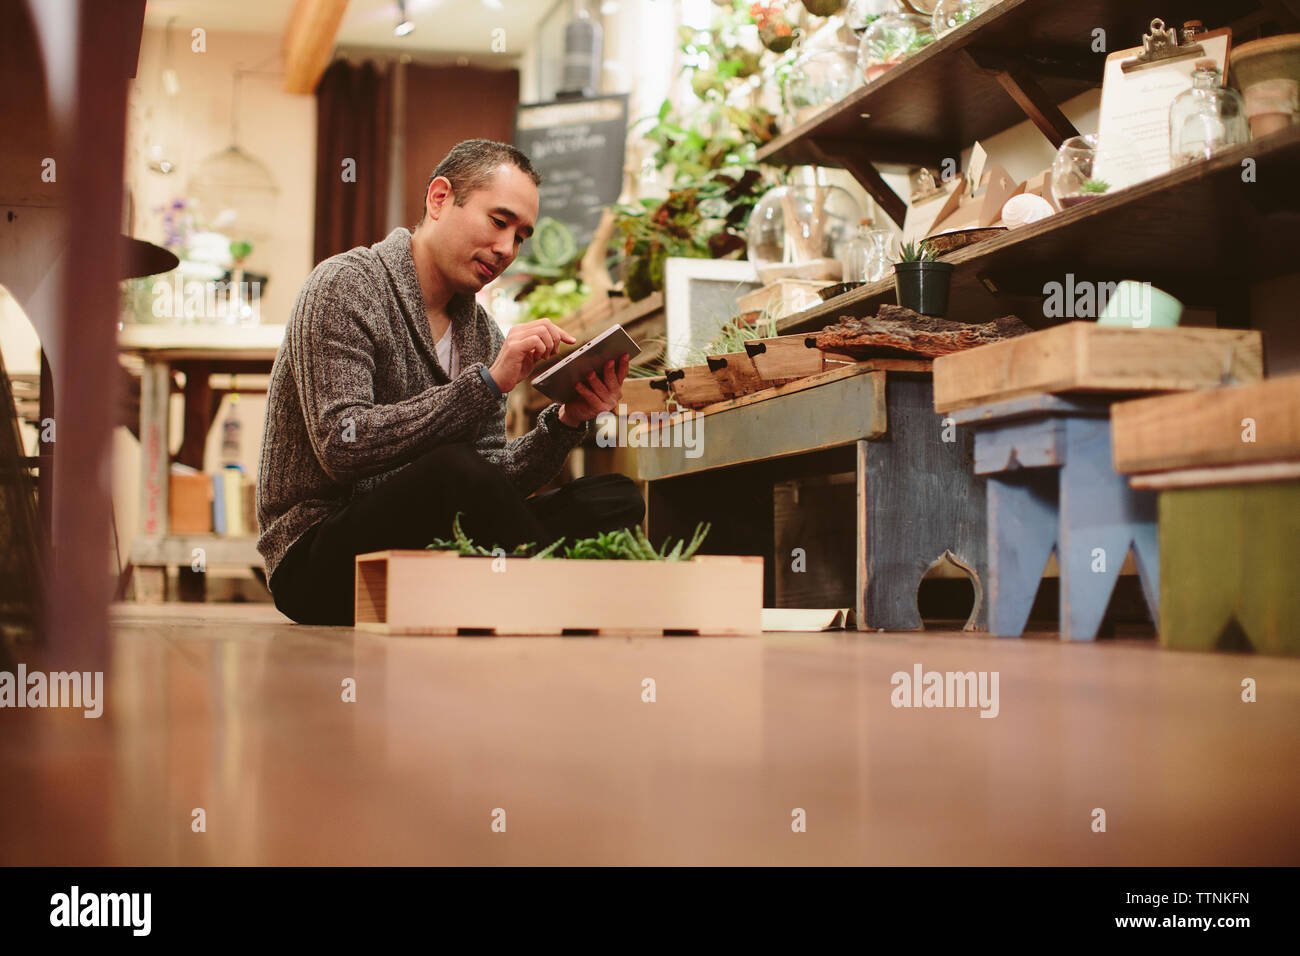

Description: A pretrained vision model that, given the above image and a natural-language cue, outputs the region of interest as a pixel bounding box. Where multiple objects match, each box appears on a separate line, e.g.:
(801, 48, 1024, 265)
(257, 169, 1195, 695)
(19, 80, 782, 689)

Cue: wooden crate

(621, 376, 671, 416)
(666, 364, 728, 409)
(355, 550, 764, 636)
(932, 322, 1262, 413)
(743, 334, 858, 382)
(736, 279, 831, 319)
(1111, 375, 1300, 474)
(706, 352, 764, 398)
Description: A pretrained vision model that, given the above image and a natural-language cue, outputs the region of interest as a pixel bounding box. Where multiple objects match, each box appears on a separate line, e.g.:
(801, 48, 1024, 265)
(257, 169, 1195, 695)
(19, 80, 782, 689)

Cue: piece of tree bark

(815, 306, 1033, 358)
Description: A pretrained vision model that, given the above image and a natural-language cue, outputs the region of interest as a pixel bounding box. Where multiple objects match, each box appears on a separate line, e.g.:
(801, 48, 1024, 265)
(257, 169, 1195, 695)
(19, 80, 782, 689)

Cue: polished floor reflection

(2, 603, 1298, 865)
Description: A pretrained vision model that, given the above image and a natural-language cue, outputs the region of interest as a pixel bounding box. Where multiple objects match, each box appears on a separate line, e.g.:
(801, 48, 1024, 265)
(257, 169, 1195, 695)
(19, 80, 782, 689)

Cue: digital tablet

(530, 324, 642, 404)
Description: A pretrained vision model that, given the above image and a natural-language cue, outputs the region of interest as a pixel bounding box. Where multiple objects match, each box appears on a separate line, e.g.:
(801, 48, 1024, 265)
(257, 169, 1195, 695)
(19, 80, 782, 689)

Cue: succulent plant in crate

(427, 512, 711, 561)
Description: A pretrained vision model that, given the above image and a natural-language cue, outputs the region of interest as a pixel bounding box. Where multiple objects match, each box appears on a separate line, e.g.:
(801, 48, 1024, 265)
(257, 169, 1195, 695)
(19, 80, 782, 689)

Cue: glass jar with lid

(1169, 60, 1249, 168)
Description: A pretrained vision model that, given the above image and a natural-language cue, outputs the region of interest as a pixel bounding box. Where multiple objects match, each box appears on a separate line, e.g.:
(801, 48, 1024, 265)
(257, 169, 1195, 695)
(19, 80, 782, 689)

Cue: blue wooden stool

(948, 394, 1160, 640)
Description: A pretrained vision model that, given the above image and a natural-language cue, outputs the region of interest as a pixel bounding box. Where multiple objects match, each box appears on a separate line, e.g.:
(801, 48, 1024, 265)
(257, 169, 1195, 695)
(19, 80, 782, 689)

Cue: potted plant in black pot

(893, 240, 954, 317)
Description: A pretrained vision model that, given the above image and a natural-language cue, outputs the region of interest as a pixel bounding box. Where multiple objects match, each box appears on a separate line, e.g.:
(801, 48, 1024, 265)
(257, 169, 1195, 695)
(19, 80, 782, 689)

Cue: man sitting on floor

(257, 139, 644, 625)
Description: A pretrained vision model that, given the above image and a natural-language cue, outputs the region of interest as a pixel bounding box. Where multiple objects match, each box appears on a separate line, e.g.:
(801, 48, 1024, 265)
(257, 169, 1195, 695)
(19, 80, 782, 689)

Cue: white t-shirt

(434, 324, 460, 379)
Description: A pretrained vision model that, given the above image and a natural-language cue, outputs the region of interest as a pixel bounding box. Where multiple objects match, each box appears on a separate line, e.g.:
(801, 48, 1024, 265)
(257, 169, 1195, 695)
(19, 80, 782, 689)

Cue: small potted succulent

(893, 240, 955, 317)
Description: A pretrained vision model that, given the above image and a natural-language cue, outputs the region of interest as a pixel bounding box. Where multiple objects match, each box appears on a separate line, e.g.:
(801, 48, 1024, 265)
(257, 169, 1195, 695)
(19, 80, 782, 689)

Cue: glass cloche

(784, 44, 862, 128)
(858, 12, 934, 83)
(845, 0, 897, 34)
(746, 183, 864, 283)
(931, 0, 996, 39)
(187, 144, 279, 275)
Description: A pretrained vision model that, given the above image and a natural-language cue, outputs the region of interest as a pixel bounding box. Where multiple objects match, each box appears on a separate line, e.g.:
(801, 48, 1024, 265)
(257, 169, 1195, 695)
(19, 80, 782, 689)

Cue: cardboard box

(169, 471, 213, 534)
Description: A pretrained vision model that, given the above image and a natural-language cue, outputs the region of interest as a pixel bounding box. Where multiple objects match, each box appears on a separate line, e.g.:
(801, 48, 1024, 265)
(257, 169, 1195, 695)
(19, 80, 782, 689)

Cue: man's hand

(488, 319, 577, 394)
(558, 353, 630, 428)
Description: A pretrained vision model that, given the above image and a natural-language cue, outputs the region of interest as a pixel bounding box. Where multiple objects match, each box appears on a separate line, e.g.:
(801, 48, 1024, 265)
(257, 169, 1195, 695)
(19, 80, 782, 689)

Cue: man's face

(424, 164, 538, 295)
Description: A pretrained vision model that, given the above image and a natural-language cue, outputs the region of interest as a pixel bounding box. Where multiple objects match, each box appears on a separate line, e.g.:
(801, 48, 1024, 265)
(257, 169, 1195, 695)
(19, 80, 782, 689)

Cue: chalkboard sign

(513, 94, 628, 253)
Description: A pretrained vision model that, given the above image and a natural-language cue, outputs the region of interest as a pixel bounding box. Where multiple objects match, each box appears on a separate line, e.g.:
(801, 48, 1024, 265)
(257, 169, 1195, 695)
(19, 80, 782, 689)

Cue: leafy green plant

(1080, 179, 1111, 194)
(426, 512, 538, 557)
(519, 278, 590, 321)
(613, 167, 765, 301)
(864, 20, 935, 66)
(426, 512, 711, 561)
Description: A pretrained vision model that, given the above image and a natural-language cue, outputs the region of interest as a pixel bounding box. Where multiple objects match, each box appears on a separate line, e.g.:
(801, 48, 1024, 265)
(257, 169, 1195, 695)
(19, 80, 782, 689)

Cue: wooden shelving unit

(756, 0, 1297, 225)
(775, 126, 1300, 332)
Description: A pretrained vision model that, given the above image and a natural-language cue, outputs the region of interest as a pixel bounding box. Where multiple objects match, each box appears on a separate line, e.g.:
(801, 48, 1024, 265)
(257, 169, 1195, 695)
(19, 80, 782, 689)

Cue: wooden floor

(2, 603, 1298, 865)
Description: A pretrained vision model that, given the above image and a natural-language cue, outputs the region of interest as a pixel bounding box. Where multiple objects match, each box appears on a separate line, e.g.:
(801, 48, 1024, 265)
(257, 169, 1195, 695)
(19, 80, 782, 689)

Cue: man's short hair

(417, 139, 541, 224)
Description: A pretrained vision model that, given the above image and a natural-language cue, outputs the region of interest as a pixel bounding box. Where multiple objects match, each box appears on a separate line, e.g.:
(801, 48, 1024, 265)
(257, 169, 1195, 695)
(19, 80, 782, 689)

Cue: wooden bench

(634, 362, 988, 632)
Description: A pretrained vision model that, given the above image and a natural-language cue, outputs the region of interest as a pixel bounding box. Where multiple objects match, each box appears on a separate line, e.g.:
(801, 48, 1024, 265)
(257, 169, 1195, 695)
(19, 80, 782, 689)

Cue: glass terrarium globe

(858, 12, 934, 84)
(784, 44, 861, 127)
(931, 0, 995, 38)
(1050, 135, 1098, 208)
(746, 183, 864, 281)
(1050, 134, 1146, 206)
(845, 0, 897, 34)
(187, 144, 279, 274)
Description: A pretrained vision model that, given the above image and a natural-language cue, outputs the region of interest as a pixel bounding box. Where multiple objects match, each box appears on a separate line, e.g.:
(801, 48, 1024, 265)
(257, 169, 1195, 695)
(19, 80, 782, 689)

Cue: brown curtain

(402, 64, 520, 227)
(313, 59, 392, 264)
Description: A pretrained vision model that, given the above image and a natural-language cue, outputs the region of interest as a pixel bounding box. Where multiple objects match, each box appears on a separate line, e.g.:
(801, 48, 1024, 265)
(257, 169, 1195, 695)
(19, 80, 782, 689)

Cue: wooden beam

(283, 0, 349, 95)
(1258, 0, 1300, 30)
(807, 138, 908, 228)
(964, 48, 1080, 150)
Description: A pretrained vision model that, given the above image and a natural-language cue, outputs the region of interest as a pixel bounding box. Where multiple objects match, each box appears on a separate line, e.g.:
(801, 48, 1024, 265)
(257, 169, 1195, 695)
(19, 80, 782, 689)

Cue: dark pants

(269, 442, 645, 625)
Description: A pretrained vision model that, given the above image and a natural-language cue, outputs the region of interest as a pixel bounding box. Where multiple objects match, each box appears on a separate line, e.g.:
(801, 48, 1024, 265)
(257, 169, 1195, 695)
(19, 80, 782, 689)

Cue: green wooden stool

(1113, 377, 1300, 656)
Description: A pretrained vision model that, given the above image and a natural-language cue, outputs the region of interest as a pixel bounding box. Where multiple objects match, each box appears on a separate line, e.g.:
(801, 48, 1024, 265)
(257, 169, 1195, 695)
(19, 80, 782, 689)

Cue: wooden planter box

(932, 323, 1262, 413)
(743, 334, 858, 382)
(666, 365, 728, 409)
(621, 376, 671, 415)
(355, 550, 764, 636)
(706, 352, 765, 398)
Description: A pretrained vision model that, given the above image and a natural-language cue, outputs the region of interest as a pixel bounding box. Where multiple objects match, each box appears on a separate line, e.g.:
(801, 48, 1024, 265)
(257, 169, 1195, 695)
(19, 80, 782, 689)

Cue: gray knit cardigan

(256, 227, 591, 580)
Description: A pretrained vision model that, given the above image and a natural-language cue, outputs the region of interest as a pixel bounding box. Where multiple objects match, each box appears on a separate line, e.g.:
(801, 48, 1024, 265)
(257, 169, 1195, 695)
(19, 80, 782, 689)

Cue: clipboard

(1094, 19, 1232, 190)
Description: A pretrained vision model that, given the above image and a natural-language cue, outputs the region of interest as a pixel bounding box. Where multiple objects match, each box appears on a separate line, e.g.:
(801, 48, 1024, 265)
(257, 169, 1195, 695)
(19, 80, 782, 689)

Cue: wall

(111, 26, 317, 569)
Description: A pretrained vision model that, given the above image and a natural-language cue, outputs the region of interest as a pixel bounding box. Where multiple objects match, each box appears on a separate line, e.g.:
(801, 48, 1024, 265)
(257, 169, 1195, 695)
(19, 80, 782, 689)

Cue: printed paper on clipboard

(1093, 24, 1232, 191)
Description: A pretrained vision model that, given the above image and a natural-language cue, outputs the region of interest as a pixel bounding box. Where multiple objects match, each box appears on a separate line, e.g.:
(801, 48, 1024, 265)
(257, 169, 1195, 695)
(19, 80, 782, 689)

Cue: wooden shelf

(756, 0, 1292, 224)
(776, 126, 1300, 333)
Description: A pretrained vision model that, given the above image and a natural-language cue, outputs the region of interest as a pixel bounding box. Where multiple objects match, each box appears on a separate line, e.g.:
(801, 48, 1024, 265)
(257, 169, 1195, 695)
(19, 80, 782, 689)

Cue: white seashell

(1001, 193, 1055, 229)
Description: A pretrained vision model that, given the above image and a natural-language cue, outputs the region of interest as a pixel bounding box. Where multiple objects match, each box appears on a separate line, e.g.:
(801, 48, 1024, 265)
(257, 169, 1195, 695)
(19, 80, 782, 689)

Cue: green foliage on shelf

(613, 167, 765, 302)
(518, 278, 590, 321)
(1081, 179, 1112, 194)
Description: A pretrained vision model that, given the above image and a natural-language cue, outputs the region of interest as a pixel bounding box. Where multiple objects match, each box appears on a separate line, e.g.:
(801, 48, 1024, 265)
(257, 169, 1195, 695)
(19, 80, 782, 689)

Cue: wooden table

(634, 363, 988, 632)
(119, 324, 284, 599)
